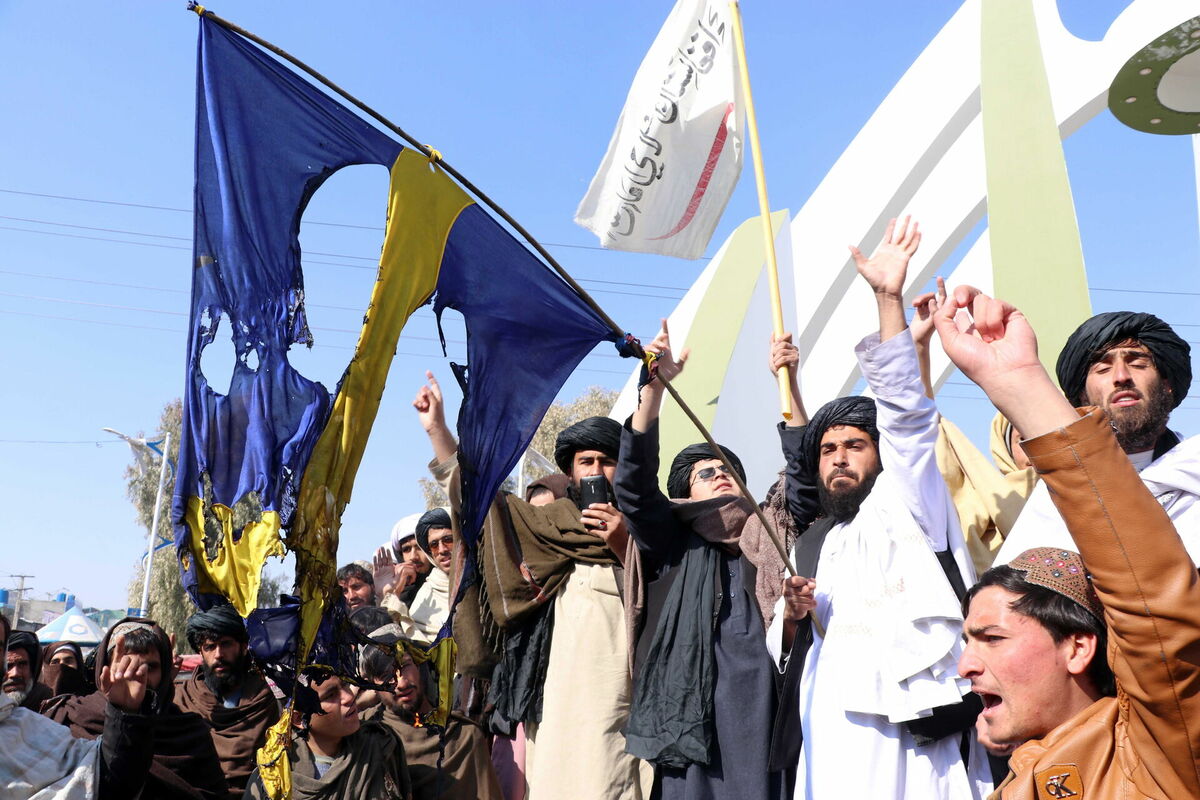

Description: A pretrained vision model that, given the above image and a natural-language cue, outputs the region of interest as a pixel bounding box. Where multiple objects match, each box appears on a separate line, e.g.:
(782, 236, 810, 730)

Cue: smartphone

(579, 475, 612, 509)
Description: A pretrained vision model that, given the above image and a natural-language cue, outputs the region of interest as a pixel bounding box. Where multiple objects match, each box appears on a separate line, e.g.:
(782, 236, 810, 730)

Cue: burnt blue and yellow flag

(173, 16, 617, 659)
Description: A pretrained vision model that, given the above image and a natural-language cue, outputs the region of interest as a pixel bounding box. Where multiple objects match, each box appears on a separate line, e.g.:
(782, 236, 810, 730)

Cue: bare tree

(124, 400, 284, 651)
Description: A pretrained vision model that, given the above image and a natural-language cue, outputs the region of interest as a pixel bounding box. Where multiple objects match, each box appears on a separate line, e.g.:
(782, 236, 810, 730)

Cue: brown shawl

(438, 448, 619, 676)
(245, 722, 411, 800)
(42, 616, 229, 800)
(480, 497, 619, 624)
(738, 474, 800, 630)
(175, 667, 282, 798)
(368, 706, 502, 800)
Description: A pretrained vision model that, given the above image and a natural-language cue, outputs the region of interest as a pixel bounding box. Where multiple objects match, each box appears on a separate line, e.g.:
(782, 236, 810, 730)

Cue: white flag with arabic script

(575, 0, 744, 260)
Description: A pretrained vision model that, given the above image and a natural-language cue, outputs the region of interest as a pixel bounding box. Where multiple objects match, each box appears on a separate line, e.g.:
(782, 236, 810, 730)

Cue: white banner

(575, 0, 744, 260)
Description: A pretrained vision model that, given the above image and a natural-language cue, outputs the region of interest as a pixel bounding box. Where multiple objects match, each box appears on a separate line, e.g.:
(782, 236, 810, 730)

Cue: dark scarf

(175, 667, 281, 798)
(267, 723, 410, 800)
(38, 641, 88, 701)
(185, 602, 246, 652)
(1056, 311, 1192, 407)
(368, 705, 503, 800)
(416, 508, 453, 554)
(625, 495, 754, 768)
(6, 630, 47, 710)
(42, 616, 229, 800)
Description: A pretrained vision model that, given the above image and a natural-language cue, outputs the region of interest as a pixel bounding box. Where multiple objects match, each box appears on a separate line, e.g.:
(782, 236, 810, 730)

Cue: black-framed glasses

(690, 464, 732, 485)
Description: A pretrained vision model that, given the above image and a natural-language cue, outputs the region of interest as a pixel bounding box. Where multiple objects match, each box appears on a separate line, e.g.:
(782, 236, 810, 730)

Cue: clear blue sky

(1, 0, 1196, 611)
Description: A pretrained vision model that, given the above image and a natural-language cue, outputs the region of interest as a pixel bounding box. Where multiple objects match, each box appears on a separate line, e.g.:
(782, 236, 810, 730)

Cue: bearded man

(336, 563, 377, 611)
(361, 642, 502, 800)
(4, 631, 53, 712)
(769, 218, 989, 799)
(413, 371, 652, 800)
(934, 285, 1200, 799)
(996, 311, 1197, 563)
(175, 603, 281, 798)
(43, 617, 228, 799)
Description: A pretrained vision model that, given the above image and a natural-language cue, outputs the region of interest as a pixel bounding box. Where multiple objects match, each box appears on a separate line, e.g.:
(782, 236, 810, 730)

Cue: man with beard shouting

(177, 603, 281, 798)
(995, 311, 1199, 563)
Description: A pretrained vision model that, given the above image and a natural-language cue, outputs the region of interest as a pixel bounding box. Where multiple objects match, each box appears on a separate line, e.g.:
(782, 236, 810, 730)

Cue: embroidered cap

(1008, 547, 1104, 623)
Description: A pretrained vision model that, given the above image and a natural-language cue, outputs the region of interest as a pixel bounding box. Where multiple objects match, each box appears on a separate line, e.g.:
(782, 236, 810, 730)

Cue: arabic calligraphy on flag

(576, 0, 745, 260)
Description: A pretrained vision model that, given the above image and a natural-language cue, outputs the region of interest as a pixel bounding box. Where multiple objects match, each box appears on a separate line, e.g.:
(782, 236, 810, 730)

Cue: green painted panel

(981, 0, 1090, 376)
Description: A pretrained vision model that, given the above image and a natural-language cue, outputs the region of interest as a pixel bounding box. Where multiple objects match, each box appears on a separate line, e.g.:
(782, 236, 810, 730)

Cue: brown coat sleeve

(1023, 409, 1200, 796)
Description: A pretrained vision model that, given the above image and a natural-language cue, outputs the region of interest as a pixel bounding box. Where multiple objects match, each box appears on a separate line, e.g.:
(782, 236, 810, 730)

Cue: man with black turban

(381, 507, 454, 644)
(613, 315, 812, 800)
(768, 218, 989, 799)
(412, 372, 652, 800)
(176, 603, 280, 798)
(4, 631, 53, 712)
(997, 310, 1200, 564)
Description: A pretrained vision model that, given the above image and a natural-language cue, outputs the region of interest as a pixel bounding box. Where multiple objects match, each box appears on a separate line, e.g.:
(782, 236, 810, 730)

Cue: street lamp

(103, 428, 172, 618)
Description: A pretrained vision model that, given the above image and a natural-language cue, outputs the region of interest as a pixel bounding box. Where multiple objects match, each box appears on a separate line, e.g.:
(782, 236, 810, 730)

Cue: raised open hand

(850, 216, 921, 298)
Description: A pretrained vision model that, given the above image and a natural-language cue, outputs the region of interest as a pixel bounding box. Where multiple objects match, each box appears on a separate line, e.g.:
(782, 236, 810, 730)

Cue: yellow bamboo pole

(729, 0, 792, 420)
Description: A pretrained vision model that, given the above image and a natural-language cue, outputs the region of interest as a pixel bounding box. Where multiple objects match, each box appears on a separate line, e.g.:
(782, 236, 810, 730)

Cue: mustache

(825, 467, 860, 484)
(1106, 387, 1143, 404)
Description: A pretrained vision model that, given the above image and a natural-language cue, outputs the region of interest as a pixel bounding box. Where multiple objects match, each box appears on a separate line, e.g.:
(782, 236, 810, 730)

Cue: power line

(1092, 286, 1200, 298)
(0, 308, 634, 376)
(0, 224, 685, 299)
(0, 186, 711, 259)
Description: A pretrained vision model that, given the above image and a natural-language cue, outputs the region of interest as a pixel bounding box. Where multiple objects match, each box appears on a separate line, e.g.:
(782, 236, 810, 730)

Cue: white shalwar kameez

(996, 432, 1200, 564)
(767, 330, 991, 800)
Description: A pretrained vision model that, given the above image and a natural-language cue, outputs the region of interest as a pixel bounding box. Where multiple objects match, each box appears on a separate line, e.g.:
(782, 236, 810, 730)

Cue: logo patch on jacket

(1035, 765, 1083, 798)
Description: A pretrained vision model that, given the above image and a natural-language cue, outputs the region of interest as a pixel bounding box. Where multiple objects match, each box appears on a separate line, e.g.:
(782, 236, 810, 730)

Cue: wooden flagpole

(728, 0, 793, 421)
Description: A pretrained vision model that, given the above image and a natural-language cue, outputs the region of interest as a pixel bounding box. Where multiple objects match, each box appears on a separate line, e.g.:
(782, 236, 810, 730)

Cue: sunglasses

(690, 464, 732, 485)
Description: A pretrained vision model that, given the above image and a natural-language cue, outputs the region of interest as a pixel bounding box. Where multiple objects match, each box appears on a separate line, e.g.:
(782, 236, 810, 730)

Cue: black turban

(667, 443, 746, 499)
(1056, 311, 1191, 408)
(5, 630, 42, 683)
(553, 417, 622, 474)
(185, 602, 247, 651)
(801, 396, 879, 478)
(415, 507, 452, 553)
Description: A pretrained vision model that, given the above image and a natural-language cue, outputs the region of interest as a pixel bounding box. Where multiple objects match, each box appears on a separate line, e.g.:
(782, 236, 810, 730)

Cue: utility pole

(103, 427, 172, 617)
(7, 574, 34, 626)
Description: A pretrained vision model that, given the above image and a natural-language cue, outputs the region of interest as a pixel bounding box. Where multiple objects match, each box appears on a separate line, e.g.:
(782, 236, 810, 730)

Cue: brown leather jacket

(994, 410, 1200, 799)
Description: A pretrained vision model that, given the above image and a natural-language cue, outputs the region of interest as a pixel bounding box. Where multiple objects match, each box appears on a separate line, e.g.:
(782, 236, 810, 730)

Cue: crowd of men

(3, 217, 1199, 799)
